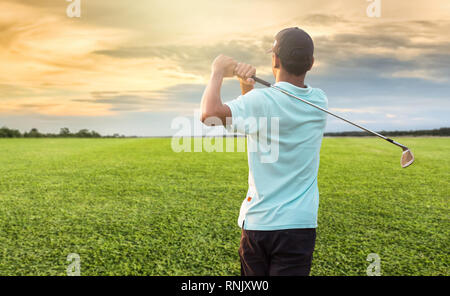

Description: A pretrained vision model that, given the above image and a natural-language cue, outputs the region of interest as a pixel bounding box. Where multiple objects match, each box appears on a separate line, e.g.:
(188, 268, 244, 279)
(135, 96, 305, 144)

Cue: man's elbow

(200, 112, 224, 126)
(200, 112, 210, 124)
(200, 112, 215, 126)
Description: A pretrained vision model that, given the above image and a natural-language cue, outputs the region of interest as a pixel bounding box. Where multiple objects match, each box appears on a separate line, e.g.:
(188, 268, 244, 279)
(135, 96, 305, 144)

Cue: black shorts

(239, 227, 316, 276)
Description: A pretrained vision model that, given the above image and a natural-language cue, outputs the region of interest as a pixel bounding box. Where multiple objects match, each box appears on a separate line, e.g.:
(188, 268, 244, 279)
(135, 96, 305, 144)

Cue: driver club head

(401, 148, 415, 168)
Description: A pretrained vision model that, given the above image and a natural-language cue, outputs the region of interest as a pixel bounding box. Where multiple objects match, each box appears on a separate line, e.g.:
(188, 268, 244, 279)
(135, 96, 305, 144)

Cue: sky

(1, 0, 449, 136)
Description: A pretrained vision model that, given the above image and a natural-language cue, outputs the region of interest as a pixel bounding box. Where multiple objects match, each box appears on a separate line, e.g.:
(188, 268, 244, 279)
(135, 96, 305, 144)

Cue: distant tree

(90, 130, 101, 138)
(24, 128, 42, 138)
(0, 126, 22, 138)
(324, 127, 450, 137)
(2, 125, 446, 139)
(59, 127, 72, 137)
(75, 129, 91, 138)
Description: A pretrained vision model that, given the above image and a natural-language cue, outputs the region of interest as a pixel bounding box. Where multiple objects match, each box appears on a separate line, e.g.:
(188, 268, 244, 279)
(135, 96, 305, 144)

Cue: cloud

(91, 18, 450, 85)
(93, 39, 273, 75)
(313, 19, 450, 82)
(73, 93, 166, 112)
(69, 80, 244, 113)
(1, 0, 449, 135)
(302, 14, 348, 26)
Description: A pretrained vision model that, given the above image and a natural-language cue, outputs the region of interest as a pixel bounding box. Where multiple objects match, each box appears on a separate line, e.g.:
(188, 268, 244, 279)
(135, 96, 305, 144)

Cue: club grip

(252, 76, 272, 87)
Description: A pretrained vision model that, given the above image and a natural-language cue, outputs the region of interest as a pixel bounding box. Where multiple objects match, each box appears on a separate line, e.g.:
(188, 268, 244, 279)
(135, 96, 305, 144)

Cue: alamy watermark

(67, 253, 81, 276)
(366, 0, 381, 18)
(171, 110, 280, 163)
(366, 253, 381, 276)
(66, 0, 81, 18)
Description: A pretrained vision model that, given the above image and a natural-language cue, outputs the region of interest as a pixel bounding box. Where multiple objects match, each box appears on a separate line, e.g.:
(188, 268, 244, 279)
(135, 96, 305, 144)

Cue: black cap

(268, 27, 314, 62)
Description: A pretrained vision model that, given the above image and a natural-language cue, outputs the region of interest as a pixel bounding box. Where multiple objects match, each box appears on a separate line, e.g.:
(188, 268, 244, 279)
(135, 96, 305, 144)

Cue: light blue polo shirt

(225, 81, 328, 230)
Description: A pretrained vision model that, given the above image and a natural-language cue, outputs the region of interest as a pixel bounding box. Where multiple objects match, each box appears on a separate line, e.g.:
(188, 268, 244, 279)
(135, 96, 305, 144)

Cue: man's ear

(308, 56, 314, 71)
(272, 54, 280, 78)
(273, 54, 281, 69)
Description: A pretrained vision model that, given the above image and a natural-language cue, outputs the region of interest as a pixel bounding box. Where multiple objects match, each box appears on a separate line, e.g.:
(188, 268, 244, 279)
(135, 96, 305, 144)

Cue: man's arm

(200, 55, 256, 126)
(200, 55, 235, 126)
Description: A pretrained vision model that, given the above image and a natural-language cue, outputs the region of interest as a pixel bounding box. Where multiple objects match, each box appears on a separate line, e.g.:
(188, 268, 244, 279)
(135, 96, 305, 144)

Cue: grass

(0, 137, 448, 276)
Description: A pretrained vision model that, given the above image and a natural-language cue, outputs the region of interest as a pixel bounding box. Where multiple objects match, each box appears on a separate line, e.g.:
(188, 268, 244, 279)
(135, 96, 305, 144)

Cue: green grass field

(0, 137, 448, 276)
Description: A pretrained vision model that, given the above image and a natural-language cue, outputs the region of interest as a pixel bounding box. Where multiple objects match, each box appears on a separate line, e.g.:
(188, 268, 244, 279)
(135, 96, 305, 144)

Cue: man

(200, 27, 328, 276)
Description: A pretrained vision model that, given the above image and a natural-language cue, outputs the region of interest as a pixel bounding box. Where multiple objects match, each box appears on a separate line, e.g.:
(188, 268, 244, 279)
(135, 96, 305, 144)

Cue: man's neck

(275, 71, 307, 88)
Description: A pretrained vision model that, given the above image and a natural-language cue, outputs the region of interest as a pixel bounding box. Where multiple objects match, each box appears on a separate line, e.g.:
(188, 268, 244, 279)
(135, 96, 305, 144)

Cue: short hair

(279, 50, 313, 76)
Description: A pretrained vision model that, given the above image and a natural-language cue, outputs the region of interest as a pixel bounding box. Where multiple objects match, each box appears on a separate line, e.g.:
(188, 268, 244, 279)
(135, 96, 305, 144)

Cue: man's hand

(235, 62, 256, 86)
(212, 55, 238, 77)
(235, 62, 256, 95)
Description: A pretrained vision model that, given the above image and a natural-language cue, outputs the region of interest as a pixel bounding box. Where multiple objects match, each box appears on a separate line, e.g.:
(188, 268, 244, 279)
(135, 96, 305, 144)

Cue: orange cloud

(1, 0, 449, 120)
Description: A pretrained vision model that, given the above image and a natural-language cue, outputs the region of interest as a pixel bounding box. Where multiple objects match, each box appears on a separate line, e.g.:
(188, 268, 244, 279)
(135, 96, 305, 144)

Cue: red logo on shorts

(247, 197, 252, 202)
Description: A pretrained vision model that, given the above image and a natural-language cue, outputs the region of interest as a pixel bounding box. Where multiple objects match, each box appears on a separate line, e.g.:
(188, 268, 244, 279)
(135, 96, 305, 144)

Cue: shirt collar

(274, 81, 313, 96)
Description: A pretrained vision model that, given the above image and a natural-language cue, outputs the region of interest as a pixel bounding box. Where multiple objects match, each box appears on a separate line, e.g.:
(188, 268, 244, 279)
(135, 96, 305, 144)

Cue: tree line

(0, 127, 125, 138)
(324, 127, 450, 137)
(0, 126, 448, 138)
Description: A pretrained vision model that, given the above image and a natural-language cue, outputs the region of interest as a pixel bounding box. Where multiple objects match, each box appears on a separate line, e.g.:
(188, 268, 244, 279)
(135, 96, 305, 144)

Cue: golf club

(252, 76, 415, 168)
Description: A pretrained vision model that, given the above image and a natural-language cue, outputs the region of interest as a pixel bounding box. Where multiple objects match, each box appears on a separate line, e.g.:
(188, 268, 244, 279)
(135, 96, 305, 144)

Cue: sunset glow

(1, 0, 449, 135)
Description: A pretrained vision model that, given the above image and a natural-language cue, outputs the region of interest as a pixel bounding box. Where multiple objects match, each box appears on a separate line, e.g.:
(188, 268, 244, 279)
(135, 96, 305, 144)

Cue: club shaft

(252, 76, 408, 150)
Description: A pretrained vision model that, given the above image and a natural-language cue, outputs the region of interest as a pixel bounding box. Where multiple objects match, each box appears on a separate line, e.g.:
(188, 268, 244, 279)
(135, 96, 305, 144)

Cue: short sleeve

(224, 89, 266, 135)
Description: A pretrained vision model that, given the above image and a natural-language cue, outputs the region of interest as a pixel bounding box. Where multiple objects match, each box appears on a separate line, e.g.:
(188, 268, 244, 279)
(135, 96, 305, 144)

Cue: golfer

(200, 27, 328, 276)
